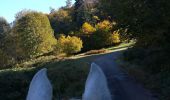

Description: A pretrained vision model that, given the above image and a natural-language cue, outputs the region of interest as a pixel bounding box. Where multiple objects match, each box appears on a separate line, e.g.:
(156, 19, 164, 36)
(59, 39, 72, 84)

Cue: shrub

(0, 49, 13, 68)
(12, 11, 57, 59)
(56, 35, 83, 55)
(95, 20, 113, 31)
(79, 20, 120, 51)
(81, 22, 96, 34)
(77, 34, 93, 52)
(112, 30, 121, 44)
(90, 30, 115, 49)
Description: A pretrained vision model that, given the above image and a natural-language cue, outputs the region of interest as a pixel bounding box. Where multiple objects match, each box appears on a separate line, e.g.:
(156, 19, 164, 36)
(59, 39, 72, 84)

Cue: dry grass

(84, 49, 107, 55)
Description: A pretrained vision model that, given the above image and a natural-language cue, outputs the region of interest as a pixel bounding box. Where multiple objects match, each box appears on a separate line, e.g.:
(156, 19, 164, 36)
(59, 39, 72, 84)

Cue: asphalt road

(93, 50, 158, 100)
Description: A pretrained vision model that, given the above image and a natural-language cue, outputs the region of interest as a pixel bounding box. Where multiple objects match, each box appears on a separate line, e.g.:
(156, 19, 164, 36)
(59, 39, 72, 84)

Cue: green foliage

(124, 47, 170, 100)
(56, 35, 83, 55)
(0, 53, 94, 100)
(100, 0, 170, 72)
(79, 20, 121, 51)
(98, 0, 170, 73)
(90, 29, 116, 49)
(0, 49, 13, 68)
(0, 34, 21, 61)
(74, 0, 85, 26)
(15, 9, 33, 21)
(0, 17, 10, 38)
(48, 8, 77, 35)
(0, 0, 169, 99)
(98, 0, 170, 42)
(12, 11, 57, 59)
(74, 0, 98, 27)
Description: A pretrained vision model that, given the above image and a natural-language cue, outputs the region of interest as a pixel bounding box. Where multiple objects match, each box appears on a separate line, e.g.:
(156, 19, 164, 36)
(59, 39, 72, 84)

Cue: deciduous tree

(13, 11, 57, 59)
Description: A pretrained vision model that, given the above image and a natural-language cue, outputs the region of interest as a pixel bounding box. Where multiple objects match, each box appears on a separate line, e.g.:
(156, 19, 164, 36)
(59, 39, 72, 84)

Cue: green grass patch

(0, 52, 107, 100)
(106, 40, 135, 51)
(0, 42, 133, 100)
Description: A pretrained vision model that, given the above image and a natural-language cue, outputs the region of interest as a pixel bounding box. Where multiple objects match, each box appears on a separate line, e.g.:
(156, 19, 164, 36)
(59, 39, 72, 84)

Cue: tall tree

(13, 11, 57, 59)
(74, 0, 98, 27)
(66, 0, 72, 8)
(98, 0, 170, 40)
(0, 17, 10, 38)
(48, 8, 76, 35)
(74, 0, 85, 26)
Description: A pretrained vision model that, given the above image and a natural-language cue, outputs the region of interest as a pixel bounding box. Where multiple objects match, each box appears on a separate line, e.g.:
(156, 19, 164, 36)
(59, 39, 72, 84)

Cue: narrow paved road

(93, 50, 158, 100)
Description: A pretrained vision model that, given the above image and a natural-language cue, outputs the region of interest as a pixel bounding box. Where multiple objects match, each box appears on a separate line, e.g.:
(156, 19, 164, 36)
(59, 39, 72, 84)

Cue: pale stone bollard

(26, 68, 52, 100)
(82, 63, 112, 100)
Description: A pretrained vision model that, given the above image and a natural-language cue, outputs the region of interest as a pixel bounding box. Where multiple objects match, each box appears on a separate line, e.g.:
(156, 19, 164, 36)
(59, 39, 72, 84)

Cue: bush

(56, 35, 83, 55)
(90, 30, 116, 49)
(81, 22, 96, 34)
(112, 30, 121, 44)
(0, 49, 13, 68)
(95, 20, 113, 31)
(12, 11, 57, 59)
(78, 20, 121, 51)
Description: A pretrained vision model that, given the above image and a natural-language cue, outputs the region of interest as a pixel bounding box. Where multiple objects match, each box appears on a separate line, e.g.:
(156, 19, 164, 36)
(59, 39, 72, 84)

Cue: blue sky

(0, 0, 75, 23)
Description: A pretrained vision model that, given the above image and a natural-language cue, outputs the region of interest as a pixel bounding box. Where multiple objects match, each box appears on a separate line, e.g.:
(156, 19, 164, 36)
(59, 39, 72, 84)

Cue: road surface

(93, 50, 158, 100)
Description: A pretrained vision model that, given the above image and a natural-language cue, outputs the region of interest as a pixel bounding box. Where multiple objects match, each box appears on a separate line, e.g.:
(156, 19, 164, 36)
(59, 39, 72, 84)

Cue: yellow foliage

(112, 30, 121, 44)
(82, 22, 96, 34)
(93, 16, 100, 21)
(57, 35, 83, 55)
(38, 33, 57, 53)
(96, 20, 113, 30)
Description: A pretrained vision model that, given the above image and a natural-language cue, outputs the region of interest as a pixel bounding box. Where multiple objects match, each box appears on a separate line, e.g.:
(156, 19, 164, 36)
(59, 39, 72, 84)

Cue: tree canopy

(12, 12, 57, 59)
(0, 17, 10, 38)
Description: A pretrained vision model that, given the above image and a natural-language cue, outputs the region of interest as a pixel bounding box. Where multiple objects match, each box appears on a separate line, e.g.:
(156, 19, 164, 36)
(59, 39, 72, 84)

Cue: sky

(0, 0, 75, 23)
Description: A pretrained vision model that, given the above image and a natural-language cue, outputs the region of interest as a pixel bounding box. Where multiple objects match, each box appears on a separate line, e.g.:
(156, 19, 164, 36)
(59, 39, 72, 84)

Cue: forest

(0, 0, 170, 100)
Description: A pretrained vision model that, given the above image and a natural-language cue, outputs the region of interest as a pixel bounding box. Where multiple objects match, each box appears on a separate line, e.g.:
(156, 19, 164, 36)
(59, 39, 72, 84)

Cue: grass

(0, 51, 110, 100)
(84, 49, 107, 55)
(0, 42, 134, 100)
(120, 48, 170, 100)
(106, 40, 135, 51)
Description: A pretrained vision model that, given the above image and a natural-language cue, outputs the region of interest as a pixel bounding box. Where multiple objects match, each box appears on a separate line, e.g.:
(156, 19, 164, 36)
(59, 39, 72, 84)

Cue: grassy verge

(0, 42, 134, 100)
(120, 48, 170, 100)
(119, 61, 169, 100)
(106, 40, 135, 51)
(0, 51, 110, 100)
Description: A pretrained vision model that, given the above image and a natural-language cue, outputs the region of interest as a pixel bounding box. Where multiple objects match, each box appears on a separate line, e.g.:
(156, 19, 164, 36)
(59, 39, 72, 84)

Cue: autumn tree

(12, 11, 57, 59)
(48, 8, 76, 35)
